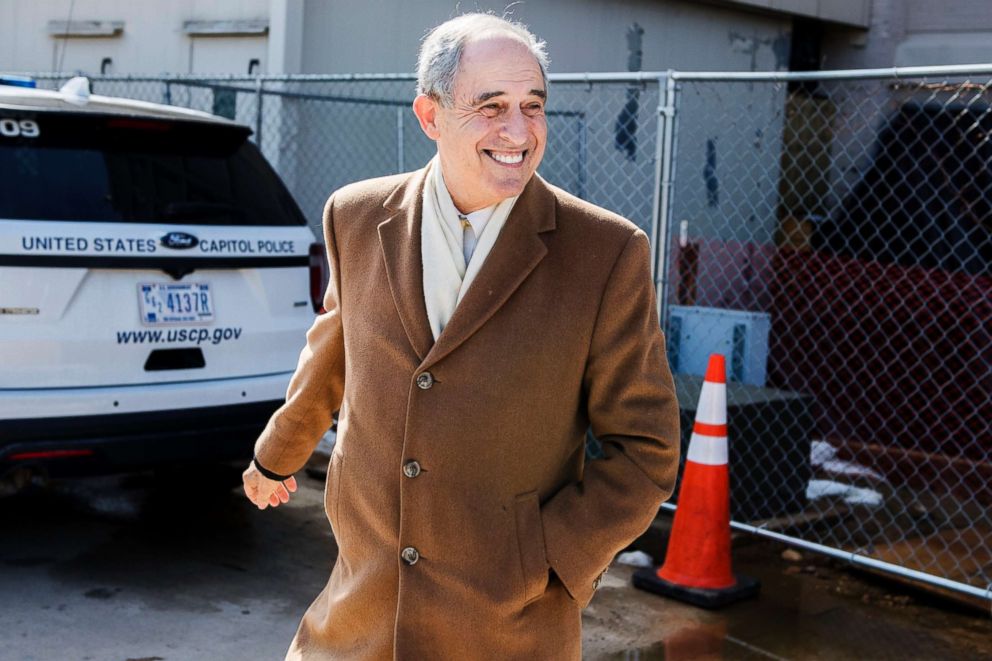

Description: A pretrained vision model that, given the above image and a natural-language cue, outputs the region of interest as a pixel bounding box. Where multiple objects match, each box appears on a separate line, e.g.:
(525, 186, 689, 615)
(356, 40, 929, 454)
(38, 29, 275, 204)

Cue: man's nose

(498, 109, 530, 145)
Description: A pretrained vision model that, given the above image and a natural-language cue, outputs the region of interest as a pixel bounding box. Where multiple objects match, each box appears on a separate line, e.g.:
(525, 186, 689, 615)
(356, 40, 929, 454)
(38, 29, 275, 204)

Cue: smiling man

(242, 13, 680, 660)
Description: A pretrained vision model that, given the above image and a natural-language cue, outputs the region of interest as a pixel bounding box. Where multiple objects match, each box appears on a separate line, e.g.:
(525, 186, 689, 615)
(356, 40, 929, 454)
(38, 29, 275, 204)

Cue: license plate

(139, 283, 214, 325)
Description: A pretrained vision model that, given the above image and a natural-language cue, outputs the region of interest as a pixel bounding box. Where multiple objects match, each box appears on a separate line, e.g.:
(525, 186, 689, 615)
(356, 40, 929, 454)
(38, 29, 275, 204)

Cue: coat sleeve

(540, 228, 681, 608)
(252, 194, 347, 477)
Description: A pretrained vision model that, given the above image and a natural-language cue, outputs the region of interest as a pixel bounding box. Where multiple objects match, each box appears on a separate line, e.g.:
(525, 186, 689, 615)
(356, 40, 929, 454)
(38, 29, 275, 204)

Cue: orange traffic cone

(633, 353, 760, 608)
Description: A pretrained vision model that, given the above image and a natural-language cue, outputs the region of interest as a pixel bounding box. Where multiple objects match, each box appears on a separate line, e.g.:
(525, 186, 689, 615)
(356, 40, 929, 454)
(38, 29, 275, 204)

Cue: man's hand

(242, 462, 298, 510)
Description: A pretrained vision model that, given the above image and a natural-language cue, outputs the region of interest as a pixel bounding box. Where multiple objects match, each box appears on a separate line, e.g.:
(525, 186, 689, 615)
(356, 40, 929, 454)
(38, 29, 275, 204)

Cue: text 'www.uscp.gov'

(116, 327, 243, 345)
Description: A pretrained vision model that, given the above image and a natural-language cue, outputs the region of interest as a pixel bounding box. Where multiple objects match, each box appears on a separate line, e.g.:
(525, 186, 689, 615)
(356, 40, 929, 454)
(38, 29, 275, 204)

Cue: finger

(275, 483, 290, 503)
(269, 492, 280, 507)
(285, 476, 298, 493)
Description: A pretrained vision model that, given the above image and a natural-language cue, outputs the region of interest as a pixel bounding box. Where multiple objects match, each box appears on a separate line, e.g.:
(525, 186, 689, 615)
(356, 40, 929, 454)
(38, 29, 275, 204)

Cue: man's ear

(412, 94, 441, 141)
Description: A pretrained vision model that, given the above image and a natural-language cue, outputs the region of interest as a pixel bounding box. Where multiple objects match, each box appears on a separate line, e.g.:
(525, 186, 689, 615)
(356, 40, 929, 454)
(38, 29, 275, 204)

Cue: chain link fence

(20, 67, 992, 603)
(659, 65, 992, 605)
(26, 73, 660, 244)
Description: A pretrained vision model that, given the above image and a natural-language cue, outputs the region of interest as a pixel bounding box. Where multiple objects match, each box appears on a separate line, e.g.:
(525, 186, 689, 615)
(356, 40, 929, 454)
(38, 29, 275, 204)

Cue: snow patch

(810, 440, 884, 480)
(616, 550, 654, 568)
(807, 479, 884, 507)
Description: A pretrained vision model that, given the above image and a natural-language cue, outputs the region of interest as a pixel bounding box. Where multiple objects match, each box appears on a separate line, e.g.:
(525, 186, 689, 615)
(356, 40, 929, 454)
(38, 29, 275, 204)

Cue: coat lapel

(378, 168, 435, 363)
(422, 174, 557, 369)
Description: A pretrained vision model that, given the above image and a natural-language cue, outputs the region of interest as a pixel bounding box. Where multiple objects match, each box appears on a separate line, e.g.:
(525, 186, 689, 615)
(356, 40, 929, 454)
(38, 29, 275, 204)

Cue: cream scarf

(421, 157, 519, 340)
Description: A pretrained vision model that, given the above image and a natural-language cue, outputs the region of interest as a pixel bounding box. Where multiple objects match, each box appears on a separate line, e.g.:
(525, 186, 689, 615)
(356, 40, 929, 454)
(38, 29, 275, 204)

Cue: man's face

(414, 37, 547, 213)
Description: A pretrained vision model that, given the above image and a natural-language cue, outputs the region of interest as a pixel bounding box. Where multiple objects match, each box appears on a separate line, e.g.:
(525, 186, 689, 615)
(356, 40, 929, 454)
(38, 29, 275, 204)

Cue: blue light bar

(0, 75, 37, 88)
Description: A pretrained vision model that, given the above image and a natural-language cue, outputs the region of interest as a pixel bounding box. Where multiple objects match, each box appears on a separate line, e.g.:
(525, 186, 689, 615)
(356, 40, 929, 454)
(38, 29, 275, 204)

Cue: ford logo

(161, 232, 199, 250)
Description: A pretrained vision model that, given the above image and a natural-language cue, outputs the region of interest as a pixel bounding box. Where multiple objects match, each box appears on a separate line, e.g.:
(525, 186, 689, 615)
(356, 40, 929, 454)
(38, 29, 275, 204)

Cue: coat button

(403, 460, 421, 478)
(401, 546, 420, 565)
(416, 372, 434, 389)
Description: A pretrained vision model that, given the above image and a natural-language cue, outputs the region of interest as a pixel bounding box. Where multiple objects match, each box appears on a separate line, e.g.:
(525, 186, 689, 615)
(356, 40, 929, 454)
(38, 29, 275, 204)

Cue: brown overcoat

(254, 166, 681, 660)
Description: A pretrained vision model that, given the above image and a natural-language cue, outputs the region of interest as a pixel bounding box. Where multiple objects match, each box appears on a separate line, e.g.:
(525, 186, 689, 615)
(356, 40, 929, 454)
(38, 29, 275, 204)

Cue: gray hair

(417, 13, 550, 107)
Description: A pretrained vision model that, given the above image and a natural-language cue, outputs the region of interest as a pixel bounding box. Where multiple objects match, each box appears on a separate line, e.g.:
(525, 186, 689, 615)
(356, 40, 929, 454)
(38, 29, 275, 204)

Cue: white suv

(0, 77, 324, 486)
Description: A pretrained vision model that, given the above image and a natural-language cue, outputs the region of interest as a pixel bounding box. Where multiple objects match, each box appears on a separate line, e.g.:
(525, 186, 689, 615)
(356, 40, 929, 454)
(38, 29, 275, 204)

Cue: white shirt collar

(434, 163, 497, 238)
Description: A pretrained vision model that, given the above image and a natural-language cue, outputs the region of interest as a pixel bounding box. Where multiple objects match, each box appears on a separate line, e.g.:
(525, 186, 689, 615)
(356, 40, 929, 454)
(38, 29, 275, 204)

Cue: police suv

(0, 76, 325, 487)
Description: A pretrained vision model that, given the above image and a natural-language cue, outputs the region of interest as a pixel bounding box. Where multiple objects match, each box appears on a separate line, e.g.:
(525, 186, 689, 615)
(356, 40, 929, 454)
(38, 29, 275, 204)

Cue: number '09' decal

(0, 119, 40, 138)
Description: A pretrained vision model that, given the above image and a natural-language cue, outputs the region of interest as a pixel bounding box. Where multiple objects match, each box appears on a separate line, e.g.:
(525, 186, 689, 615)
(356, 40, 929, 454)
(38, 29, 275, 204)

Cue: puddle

(585, 549, 992, 660)
(603, 620, 774, 661)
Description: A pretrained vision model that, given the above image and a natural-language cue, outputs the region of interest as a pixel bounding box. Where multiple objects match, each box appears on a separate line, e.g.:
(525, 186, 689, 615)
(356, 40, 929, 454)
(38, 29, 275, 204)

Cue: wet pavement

(585, 546, 991, 659)
(1, 469, 989, 660)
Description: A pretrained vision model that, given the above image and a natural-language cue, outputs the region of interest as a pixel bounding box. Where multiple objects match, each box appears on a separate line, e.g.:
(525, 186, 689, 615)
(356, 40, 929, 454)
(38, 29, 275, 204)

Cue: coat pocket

(514, 491, 550, 607)
(324, 451, 344, 539)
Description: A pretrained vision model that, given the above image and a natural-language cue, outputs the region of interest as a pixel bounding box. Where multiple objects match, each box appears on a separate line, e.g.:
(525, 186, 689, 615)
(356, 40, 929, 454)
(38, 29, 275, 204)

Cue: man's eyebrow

(472, 91, 504, 104)
(471, 89, 547, 104)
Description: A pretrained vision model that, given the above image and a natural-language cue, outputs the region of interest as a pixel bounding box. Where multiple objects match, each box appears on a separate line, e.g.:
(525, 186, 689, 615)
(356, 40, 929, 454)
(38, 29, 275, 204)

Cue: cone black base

(632, 565, 760, 609)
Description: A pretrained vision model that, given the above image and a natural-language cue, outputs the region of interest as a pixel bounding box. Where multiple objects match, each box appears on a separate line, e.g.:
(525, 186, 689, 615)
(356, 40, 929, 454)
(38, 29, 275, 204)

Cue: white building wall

(718, 0, 870, 27)
(298, 0, 790, 74)
(897, 0, 992, 67)
(0, 0, 269, 74)
(822, 0, 992, 69)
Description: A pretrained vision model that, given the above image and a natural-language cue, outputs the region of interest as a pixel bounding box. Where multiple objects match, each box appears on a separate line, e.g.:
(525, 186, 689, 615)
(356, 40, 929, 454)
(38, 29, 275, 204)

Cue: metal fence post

(576, 115, 588, 200)
(396, 106, 405, 173)
(650, 71, 679, 326)
(254, 75, 264, 148)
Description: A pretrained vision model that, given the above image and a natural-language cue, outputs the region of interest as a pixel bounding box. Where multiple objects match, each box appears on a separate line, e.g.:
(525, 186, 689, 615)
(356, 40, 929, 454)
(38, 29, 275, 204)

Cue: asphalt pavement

(1, 468, 989, 660)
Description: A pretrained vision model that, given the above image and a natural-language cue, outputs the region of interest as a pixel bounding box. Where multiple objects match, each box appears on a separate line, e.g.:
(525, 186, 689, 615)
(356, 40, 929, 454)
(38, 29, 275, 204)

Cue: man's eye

(523, 103, 544, 116)
(479, 104, 501, 116)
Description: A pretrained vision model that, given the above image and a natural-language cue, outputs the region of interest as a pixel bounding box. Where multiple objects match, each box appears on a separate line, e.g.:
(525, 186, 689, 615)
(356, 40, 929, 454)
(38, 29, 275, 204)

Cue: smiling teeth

(490, 151, 524, 164)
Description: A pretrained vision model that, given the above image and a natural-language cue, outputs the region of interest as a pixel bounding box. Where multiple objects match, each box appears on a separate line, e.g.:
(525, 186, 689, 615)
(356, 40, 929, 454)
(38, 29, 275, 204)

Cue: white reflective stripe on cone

(686, 432, 729, 466)
(695, 380, 727, 426)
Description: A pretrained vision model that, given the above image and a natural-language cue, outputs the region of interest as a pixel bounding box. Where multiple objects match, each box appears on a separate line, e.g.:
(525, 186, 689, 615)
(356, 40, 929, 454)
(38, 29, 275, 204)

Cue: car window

(0, 110, 306, 226)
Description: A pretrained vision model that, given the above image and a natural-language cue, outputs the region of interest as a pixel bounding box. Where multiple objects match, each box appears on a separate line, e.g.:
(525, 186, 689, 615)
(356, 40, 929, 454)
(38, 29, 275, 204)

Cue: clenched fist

(243, 462, 298, 510)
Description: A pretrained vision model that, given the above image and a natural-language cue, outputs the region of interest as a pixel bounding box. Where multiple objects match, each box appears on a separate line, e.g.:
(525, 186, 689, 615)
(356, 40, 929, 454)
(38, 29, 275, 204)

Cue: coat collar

(378, 166, 556, 368)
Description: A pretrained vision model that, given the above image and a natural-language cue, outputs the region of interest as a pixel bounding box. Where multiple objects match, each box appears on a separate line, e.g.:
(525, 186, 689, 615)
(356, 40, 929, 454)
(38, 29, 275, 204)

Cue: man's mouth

(484, 150, 526, 166)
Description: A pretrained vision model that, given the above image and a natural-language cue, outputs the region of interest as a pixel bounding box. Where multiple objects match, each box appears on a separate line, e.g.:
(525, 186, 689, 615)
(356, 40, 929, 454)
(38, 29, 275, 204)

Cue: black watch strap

(253, 455, 293, 481)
